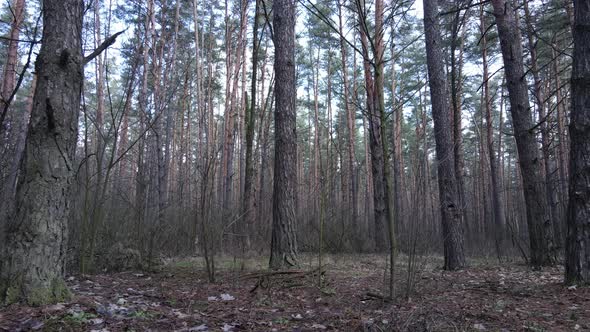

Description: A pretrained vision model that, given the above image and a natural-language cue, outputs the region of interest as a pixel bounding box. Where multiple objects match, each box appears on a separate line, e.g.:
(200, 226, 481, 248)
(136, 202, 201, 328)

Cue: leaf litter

(0, 254, 588, 331)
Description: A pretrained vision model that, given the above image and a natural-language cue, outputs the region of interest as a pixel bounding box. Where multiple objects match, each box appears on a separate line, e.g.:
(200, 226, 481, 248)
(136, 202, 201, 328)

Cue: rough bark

(423, 0, 466, 270)
(565, 0, 590, 284)
(491, 0, 554, 266)
(269, 0, 298, 269)
(0, 0, 83, 305)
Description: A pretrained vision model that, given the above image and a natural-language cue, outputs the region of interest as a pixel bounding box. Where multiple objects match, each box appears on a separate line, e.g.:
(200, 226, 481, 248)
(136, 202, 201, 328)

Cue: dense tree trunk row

(0, 0, 587, 307)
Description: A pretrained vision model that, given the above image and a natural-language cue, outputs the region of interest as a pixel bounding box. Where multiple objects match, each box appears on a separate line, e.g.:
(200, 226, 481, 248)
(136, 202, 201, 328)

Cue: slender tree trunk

(450, 7, 468, 237)
(221, 0, 234, 213)
(0, 0, 26, 129)
(135, 0, 154, 253)
(243, 0, 260, 251)
(391, 44, 405, 241)
(491, 0, 554, 266)
(423, 0, 466, 270)
(337, 0, 358, 235)
(553, 45, 569, 216)
(0, 0, 83, 305)
(311, 47, 321, 226)
(357, 1, 388, 252)
(115, 53, 139, 193)
(522, 0, 561, 248)
(269, 0, 298, 269)
(0, 0, 27, 225)
(481, 2, 504, 259)
(565, 0, 590, 285)
(373, 0, 396, 297)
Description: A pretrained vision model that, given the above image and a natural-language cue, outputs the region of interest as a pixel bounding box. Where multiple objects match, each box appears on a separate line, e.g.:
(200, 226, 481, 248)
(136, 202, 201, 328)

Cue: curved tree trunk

(0, 0, 83, 305)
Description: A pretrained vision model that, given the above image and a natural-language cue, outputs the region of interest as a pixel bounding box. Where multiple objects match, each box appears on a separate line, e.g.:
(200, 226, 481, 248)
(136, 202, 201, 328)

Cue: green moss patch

(1, 276, 71, 306)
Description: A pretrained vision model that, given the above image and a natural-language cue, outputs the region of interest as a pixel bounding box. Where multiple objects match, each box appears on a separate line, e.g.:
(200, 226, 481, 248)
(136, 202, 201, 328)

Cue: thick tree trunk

(565, 0, 590, 284)
(0, 0, 83, 305)
(491, 0, 554, 266)
(269, 0, 298, 269)
(423, 0, 466, 270)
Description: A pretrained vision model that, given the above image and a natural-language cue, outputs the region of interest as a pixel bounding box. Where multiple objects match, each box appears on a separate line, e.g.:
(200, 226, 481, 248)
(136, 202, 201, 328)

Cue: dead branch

(83, 30, 125, 65)
(363, 292, 393, 303)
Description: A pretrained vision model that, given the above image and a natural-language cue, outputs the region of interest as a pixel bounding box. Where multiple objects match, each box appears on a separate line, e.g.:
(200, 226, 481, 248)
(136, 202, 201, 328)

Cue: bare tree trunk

(337, 0, 358, 235)
(269, 0, 298, 269)
(135, 0, 155, 253)
(221, 0, 234, 213)
(243, 0, 261, 251)
(449, 6, 467, 236)
(552, 45, 569, 219)
(115, 52, 139, 193)
(522, 0, 561, 249)
(0, 0, 26, 128)
(0, 0, 27, 225)
(391, 42, 405, 241)
(0, 75, 34, 252)
(423, 0, 466, 270)
(481, 2, 504, 259)
(491, 0, 554, 266)
(79, 0, 107, 274)
(222, 0, 249, 224)
(357, 1, 389, 252)
(373, 0, 396, 297)
(311, 47, 321, 227)
(565, 0, 590, 285)
(0, 0, 83, 305)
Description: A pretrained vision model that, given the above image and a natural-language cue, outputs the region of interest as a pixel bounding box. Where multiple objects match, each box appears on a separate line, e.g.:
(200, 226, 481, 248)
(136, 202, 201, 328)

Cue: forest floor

(1, 254, 588, 331)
